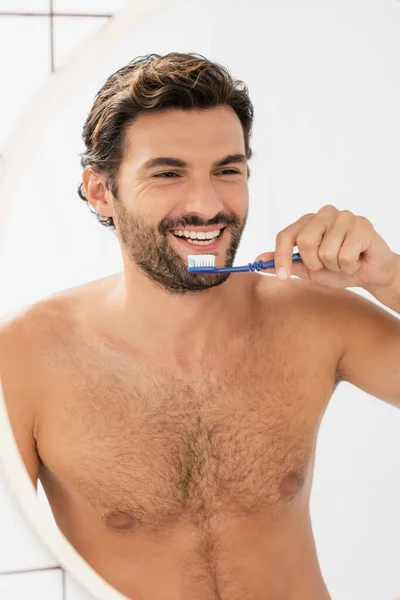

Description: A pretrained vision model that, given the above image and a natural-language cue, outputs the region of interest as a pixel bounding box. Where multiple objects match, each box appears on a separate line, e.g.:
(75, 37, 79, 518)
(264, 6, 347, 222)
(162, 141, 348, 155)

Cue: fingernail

(277, 267, 288, 280)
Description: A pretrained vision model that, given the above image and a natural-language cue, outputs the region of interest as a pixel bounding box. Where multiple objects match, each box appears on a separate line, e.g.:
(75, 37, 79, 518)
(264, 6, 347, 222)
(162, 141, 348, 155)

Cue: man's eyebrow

(140, 153, 248, 170)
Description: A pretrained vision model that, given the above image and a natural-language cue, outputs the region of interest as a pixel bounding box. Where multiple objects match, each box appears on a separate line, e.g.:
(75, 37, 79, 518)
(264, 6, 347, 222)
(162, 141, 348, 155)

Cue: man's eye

(153, 170, 240, 178)
(153, 172, 179, 178)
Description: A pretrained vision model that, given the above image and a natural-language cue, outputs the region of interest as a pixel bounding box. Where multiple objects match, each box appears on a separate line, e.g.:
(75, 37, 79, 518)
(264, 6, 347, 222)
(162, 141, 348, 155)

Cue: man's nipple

(279, 471, 304, 498)
(106, 510, 136, 531)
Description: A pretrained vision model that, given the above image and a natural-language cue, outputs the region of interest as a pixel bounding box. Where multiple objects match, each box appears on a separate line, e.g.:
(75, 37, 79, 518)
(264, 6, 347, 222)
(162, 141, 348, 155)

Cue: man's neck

(107, 266, 246, 365)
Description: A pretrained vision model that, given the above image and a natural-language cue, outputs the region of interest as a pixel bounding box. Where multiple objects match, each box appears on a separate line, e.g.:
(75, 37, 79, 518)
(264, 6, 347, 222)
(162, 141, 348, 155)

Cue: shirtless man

(1, 52, 399, 600)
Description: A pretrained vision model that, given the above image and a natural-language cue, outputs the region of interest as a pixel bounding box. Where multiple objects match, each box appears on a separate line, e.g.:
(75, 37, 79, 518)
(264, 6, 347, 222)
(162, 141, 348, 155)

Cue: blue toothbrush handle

(255, 251, 302, 271)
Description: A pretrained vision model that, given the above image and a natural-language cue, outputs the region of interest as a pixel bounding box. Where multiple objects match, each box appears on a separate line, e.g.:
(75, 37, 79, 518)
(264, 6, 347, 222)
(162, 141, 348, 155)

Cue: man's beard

(112, 198, 247, 296)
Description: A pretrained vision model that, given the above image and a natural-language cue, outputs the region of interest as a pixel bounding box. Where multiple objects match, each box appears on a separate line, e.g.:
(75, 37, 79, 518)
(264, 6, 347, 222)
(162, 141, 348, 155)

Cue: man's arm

(0, 309, 43, 490)
(335, 287, 400, 409)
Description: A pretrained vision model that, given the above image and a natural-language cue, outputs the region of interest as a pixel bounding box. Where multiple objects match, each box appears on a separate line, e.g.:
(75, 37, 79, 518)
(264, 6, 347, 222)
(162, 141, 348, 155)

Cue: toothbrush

(187, 252, 302, 273)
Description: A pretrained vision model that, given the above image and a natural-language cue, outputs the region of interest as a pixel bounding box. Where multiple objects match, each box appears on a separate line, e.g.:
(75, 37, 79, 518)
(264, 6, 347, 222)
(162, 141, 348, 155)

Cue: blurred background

(0, 1, 399, 599)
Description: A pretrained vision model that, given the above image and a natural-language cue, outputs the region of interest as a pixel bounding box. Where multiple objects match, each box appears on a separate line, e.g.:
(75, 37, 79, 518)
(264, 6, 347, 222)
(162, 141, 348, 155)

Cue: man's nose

(182, 181, 224, 220)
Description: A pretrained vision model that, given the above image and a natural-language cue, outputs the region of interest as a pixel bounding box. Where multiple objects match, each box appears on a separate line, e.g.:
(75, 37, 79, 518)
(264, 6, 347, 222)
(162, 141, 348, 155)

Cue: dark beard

(112, 199, 247, 296)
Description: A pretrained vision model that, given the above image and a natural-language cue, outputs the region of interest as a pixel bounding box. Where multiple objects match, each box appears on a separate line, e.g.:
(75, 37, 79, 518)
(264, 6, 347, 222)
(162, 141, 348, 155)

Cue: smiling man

(95, 121, 248, 295)
(0, 52, 399, 600)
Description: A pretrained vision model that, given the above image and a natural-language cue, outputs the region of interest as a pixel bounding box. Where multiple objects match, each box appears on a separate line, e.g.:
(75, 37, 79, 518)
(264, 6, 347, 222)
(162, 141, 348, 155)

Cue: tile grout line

(0, 565, 62, 576)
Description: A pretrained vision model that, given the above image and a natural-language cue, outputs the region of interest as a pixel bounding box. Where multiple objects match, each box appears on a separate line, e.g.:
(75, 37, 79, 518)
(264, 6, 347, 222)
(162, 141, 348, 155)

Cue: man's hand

(255, 204, 399, 291)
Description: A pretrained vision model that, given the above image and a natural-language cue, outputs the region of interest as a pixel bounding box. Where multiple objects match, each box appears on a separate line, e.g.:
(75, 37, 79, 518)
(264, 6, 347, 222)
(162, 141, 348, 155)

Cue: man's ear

(82, 167, 114, 218)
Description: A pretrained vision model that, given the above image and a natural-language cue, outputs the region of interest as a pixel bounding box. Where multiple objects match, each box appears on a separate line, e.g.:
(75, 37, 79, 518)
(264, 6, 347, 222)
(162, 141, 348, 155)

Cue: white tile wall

(0, 568, 63, 600)
(0, 0, 49, 10)
(53, 16, 109, 70)
(53, 0, 132, 14)
(0, 15, 49, 148)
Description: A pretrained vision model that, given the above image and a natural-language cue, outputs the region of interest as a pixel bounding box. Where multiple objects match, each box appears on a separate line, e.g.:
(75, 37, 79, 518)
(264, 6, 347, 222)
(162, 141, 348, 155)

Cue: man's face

(111, 106, 249, 295)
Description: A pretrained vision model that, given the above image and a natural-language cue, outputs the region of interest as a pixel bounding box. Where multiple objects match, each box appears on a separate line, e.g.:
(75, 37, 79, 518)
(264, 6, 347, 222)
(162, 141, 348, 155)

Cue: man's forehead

(124, 113, 246, 168)
(125, 106, 244, 142)
(123, 107, 246, 166)
(132, 105, 239, 126)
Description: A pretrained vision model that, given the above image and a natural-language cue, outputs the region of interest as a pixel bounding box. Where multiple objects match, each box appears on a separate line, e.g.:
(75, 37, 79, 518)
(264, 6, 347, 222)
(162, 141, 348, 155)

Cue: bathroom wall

(0, 0, 399, 598)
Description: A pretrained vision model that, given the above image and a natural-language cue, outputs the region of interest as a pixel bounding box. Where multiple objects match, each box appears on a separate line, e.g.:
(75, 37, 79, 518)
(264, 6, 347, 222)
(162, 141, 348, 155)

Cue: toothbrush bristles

(187, 254, 216, 268)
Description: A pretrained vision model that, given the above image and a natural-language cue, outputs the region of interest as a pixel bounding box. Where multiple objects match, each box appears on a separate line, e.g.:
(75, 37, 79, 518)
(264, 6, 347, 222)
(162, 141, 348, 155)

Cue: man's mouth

(168, 226, 226, 251)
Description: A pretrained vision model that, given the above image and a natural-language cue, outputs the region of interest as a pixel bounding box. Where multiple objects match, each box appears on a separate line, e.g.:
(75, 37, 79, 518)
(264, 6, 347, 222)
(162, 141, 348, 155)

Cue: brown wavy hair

(78, 52, 254, 230)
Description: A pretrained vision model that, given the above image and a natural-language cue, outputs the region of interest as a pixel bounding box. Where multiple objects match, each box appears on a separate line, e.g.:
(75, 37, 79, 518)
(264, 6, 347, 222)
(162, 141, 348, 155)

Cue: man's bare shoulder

(253, 274, 355, 373)
(254, 273, 396, 371)
(0, 293, 74, 347)
(253, 273, 340, 314)
(0, 273, 120, 356)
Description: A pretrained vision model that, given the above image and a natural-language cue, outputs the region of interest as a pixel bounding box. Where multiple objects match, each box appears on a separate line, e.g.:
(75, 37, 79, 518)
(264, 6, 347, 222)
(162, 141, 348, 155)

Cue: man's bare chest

(36, 319, 339, 532)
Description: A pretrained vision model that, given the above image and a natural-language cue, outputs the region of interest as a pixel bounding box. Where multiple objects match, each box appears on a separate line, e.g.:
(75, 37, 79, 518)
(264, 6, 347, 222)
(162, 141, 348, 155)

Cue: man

(0, 52, 399, 600)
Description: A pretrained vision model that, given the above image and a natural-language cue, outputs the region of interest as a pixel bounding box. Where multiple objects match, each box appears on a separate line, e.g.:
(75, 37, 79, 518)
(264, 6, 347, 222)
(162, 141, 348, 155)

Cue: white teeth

(172, 229, 221, 240)
(186, 238, 216, 246)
